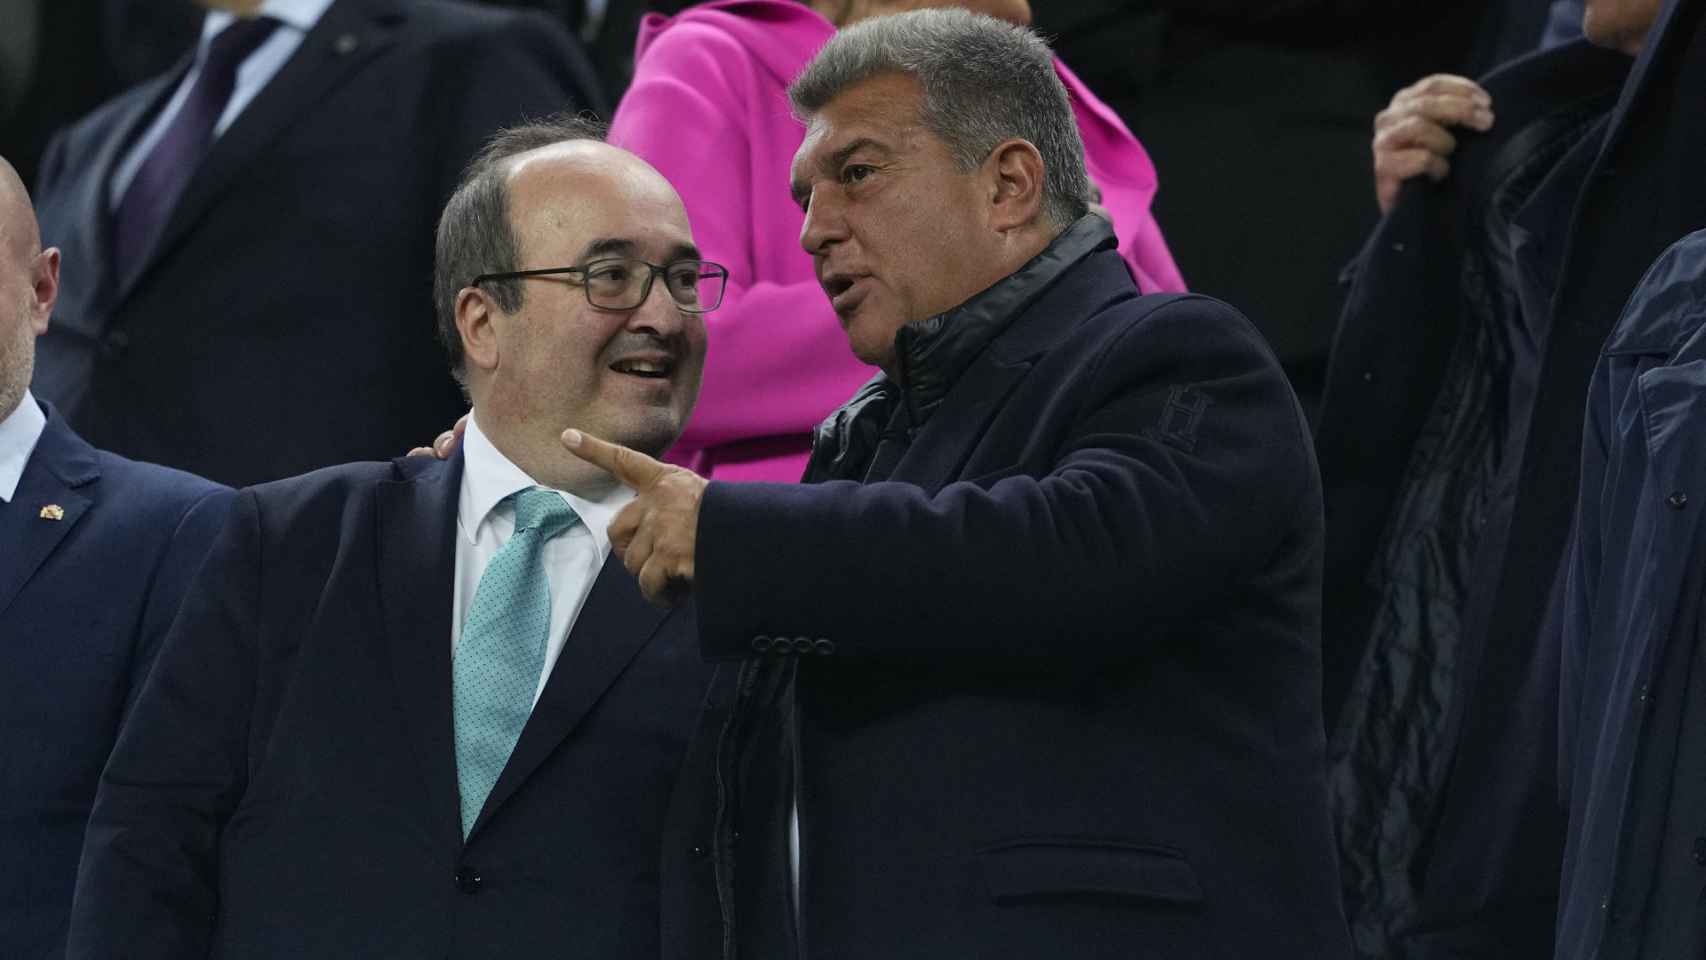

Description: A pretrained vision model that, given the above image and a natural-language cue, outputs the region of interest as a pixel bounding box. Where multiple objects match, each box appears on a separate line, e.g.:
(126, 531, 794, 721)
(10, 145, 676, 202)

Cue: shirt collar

(202, 0, 334, 42)
(457, 412, 633, 553)
(0, 390, 48, 503)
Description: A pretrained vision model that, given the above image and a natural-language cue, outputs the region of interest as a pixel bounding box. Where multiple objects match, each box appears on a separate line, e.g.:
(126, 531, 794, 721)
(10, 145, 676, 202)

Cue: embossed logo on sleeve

(1153, 385, 1212, 453)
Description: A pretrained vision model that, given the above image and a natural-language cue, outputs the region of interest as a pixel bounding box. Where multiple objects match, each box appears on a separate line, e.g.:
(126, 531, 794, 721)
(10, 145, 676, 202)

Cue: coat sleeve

(693, 297, 1316, 659)
(608, 22, 876, 465)
(66, 490, 262, 960)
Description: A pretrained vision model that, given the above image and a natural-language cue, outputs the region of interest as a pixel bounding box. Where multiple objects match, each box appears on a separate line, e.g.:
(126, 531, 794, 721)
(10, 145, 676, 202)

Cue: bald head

(0, 154, 60, 422)
(0, 156, 41, 265)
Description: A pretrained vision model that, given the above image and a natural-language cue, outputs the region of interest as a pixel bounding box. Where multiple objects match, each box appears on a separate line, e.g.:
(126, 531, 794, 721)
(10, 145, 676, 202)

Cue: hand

(406, 413, 469, 459)
(562, 428, 707, 606)
(1373, 74, 1494, 215)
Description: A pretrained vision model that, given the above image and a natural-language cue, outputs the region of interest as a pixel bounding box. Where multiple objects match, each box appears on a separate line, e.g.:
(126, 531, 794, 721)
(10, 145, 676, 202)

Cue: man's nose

(627, 271, 685, 334)
(799, 186, 847, 254)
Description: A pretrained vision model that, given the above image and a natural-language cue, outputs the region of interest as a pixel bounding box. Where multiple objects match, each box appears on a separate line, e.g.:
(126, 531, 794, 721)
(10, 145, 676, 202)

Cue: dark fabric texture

(29, 0, 606, 488)
(663, 223, 1351, 959)
(1556, 226, 1706, 959)
(0, 404, 231, 960)
(1315, 39, 1628, 959)
(1322, 0, 1706, 950)
(65, 452, 712, 959)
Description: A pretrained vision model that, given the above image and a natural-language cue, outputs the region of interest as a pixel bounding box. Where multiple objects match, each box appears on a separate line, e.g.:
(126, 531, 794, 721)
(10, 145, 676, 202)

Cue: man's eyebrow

(666, 242, 703, 262)
(578, 237, 703, 262)
(579, 237, 636, 260)
(790, 137, 893, 207)
(826, 137, 890, 172)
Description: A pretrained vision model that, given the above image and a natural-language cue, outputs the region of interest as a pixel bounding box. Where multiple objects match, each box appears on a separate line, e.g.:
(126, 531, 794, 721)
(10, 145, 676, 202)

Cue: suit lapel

(891, 356, 1033, 494)
(67, 63, 192, 310)
(119, 0, 403, 304)
(0, 413, 99, 618)
(375, 451, 464, 849)
(469, 555, 673, 838)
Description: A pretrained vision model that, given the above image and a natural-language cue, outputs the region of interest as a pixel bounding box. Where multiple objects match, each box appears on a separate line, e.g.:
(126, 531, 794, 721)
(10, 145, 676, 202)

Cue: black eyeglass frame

(470, 257, 729, 314)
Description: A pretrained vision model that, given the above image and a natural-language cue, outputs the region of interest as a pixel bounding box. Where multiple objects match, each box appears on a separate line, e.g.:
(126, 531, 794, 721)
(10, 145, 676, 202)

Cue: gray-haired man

(551, 10, 1352, 959)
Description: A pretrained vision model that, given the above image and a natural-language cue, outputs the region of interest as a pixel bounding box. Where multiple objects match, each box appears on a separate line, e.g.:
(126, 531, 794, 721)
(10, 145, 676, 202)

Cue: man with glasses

(66, 117, 717, 960)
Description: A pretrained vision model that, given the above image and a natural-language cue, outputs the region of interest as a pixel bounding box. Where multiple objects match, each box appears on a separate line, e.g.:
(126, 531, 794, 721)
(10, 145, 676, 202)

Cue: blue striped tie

(453, 487, 580, 837)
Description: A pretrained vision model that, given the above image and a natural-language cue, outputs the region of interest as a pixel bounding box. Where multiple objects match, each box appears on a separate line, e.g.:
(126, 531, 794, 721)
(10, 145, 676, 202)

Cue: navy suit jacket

(66, 452, 712, 958)
(31, 0, 604, 488)
(0, 404, 231, 959)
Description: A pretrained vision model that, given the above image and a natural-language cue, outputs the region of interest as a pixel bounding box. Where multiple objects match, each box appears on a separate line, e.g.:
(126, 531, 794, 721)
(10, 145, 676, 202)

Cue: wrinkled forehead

(789, 75, 928, 191)
(508, 147, 697, 261)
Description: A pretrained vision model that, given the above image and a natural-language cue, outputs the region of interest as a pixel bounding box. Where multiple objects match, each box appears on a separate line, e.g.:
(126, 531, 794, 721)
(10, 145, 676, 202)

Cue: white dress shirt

(0, 391, 47, 504)
(453, 413, 633, 707)
(108, 0, 335, 210)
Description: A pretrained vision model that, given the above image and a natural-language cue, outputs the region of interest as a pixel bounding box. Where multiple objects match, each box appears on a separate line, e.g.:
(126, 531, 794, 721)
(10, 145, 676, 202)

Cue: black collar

(892, 215, 1116, 429)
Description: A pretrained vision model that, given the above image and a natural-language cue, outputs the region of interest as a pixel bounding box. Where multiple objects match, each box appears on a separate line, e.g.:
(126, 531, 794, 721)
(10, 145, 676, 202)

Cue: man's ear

(29, 247, 59, 336)
(455, 286, 501, 376)
(985, 138, 1046, 232)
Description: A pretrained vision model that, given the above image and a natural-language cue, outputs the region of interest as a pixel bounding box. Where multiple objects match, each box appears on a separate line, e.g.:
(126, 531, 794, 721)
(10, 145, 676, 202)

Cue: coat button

(1669, 491, 1689, 510)
(750, 634, 772, 653)
(690, 843, 709, 860)
(814, 638, 836, 656)
(454, 865, 482, 893)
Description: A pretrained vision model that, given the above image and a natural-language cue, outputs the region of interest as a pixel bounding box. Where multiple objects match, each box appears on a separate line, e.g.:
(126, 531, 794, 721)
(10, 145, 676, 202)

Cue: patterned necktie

(453, 487, 581, 837)
(111, 15, 280, 273)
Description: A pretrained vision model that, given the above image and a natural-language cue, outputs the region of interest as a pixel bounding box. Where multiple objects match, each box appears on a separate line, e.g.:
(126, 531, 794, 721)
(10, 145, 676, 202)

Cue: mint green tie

(453, 487, 580, 837)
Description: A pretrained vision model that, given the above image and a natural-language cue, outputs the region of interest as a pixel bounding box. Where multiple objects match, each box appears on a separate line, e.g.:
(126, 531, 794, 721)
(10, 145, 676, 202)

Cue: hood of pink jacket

(636, 0, 833, 91)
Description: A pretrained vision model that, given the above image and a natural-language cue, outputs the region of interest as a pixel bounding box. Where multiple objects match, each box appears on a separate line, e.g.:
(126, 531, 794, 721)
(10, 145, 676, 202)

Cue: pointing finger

(562, 429, 667, 490)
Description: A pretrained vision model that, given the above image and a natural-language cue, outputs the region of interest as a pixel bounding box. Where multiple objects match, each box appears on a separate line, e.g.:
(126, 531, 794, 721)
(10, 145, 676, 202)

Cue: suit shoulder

(1083, 292, 1280, 371)
(404, 0, 567, 47)
(94, 452, 232, 513)
(244, 459, 409, 504)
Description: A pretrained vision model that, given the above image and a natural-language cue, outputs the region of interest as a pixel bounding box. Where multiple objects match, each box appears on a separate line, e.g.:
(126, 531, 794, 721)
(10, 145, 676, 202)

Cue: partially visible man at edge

(66, 118, 715, 959)
(0, 154, 231, 959)
(1318, 0, 1690, 955)
(544, 11, 1349, 958)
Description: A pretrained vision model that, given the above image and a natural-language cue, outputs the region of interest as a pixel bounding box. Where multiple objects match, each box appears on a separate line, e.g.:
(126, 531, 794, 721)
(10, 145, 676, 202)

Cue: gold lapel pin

(39, 504, 64, 521)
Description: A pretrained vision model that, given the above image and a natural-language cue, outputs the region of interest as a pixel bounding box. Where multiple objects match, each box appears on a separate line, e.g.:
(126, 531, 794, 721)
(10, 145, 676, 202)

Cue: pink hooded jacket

(609, 0, 1185, 482)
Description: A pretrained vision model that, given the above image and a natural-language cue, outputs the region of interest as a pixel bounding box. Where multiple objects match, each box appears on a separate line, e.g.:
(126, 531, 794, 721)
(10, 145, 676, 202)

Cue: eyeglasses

(471, 257, 728, 313)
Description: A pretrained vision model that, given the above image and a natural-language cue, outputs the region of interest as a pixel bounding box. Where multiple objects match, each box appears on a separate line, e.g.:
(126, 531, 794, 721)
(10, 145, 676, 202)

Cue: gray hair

(788, 9, 1092, 229)
(432, 114, 608, 384)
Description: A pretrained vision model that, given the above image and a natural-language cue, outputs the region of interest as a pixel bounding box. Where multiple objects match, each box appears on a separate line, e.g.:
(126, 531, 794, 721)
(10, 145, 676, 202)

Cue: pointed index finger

(562, 429, 667, 490)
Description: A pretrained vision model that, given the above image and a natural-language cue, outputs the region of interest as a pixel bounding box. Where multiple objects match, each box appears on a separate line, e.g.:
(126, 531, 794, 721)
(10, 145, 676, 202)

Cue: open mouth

(823, 274, 867, 314)
(609, 356, 675, 380)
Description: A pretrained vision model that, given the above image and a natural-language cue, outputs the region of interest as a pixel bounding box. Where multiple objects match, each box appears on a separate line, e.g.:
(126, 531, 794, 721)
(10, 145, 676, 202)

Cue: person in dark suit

(554, 11, 1351, 957)
(65, 119, 716, 958)
(30, 0, 605, 489)
(0, 155, 232, 960)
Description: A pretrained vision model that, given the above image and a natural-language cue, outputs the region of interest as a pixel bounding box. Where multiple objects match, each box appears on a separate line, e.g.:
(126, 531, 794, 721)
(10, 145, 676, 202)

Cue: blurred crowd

(4, 0, 1706, 958)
